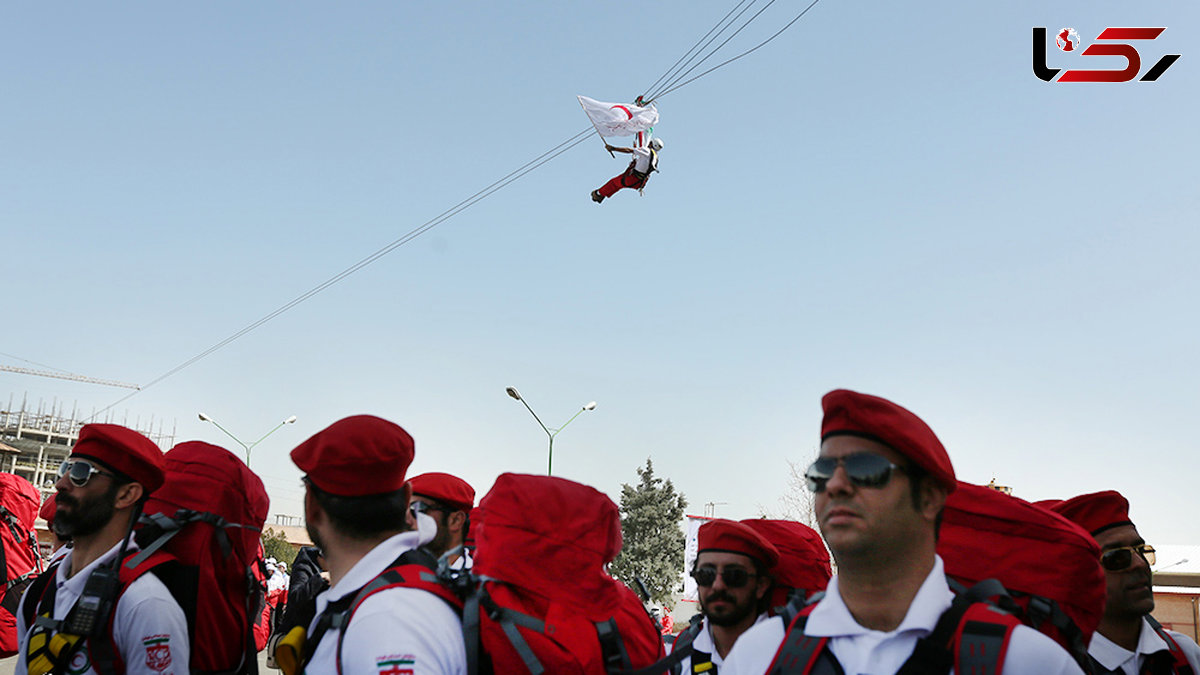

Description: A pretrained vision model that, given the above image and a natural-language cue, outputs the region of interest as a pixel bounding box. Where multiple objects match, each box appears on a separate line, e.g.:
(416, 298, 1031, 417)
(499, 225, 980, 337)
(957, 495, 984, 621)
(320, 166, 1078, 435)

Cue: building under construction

(0, 394, 175, 503)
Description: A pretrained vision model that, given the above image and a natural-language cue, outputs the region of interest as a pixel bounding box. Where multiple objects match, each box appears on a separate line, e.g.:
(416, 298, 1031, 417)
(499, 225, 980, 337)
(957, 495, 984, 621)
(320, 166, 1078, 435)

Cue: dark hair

(906, 464, 944, 539)
(305, 478, 410, 540)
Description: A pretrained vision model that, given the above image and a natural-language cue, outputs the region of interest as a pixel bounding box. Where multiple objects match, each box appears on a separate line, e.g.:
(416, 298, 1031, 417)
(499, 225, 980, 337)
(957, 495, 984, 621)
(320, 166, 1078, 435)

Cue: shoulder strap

(331, 552, 462, 675)
(21, 564, 59, 630)
(1144, 616, 1196, 675)
(766, 604, 843, 675)
(606, 614, 703, 675)
(89, 550, 178, 675)
(895, 578, 1017, 675)
(596, 617, 632, 672)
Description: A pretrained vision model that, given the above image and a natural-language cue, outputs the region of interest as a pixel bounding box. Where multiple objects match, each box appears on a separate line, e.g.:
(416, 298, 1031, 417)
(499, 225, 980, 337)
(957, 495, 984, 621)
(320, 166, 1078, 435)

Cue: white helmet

(649, 138, 664, 151)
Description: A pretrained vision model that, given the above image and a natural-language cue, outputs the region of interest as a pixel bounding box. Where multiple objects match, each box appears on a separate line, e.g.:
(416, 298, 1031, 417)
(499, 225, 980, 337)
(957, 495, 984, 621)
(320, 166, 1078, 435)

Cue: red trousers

(598, 170, 647, 197)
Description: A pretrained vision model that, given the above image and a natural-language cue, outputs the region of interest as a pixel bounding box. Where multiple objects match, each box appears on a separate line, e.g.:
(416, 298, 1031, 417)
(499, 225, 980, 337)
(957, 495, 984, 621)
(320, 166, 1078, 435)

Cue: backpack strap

(22, 564, 84, 675)
(596, 617, 633, 672)
(766, 599, 843, 675)
(1020, 591, 1094, 672)
(1144, 616, 1196, 675)
(130, 508, 261, 567)
(895, 578, 1018, 675)
(20, 563, 58, 632)
(608, 613, 704, 675)
(322, 549, 461, 675)
(1, 503, 44, 577)
(86, 549, 178, 675)
(474, 584, 547, 675)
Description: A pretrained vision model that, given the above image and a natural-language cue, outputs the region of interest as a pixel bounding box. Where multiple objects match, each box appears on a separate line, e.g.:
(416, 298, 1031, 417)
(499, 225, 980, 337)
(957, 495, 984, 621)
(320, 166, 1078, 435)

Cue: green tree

(261, 527, 298, 566)
(610, 458, 688, 605)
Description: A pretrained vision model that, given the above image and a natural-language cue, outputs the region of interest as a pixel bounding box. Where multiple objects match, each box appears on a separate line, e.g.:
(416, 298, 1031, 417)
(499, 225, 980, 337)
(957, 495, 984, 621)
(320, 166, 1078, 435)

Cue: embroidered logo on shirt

(143, 635, 172, 672)
(376, 654, 415, 675)
(67, 650, 91, 675)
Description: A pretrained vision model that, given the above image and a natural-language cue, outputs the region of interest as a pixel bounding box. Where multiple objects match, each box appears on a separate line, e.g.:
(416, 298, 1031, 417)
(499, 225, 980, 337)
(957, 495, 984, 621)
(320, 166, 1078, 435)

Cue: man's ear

(114, 482, 144, 510)
(447, 509, 468, 534)
(920, 477, 948, 523)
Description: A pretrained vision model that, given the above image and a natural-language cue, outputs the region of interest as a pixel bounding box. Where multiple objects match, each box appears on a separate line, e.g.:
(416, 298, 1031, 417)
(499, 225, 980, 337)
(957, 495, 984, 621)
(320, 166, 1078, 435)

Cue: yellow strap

(27, 629, 84, 675)
(693, 662, 714, 673)
(274, 625, 308, 675)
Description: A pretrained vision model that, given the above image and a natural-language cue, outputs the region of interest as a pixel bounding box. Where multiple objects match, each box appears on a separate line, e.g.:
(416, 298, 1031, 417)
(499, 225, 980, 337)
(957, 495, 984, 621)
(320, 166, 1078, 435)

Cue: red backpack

(131, 440, 271, 674)
(938, 480, 1105, 672)
(465, 473, 665, 674)
(740, 519, 832, 615)
(0, 472, 43, 657)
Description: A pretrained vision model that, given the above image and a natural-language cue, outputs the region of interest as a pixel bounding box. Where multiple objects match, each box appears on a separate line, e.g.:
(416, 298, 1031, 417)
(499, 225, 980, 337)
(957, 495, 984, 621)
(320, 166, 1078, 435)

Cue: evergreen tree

(261, 527, 298, 566)
(610, 458, 688, 605)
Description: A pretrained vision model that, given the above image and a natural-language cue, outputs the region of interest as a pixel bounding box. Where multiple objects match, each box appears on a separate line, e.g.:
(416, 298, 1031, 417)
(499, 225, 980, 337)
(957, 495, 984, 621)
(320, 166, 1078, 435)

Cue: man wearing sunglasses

(1052, 491, 1200, 674)
(408, 472, 475, 570)
(669, 519, 780, 674)
(17, 424, 188, 675)
(281, 415, 466, 674)
(724, 389, 1083, 675)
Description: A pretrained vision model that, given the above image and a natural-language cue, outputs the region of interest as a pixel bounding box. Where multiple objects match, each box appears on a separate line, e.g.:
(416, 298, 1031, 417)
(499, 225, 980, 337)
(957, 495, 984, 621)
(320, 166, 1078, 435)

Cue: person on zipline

(591, 137, 663, 203)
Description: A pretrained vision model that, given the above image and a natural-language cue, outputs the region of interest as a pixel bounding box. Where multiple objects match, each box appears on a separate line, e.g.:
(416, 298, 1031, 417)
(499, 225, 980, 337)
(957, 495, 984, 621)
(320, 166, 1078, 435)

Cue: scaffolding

(0, 393, 176, 501)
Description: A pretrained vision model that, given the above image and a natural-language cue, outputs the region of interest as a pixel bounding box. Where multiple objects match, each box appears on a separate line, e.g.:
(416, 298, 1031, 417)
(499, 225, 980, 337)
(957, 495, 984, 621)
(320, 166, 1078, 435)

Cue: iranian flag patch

(376, 654, 415, 675)
(143, 635, 172, 672)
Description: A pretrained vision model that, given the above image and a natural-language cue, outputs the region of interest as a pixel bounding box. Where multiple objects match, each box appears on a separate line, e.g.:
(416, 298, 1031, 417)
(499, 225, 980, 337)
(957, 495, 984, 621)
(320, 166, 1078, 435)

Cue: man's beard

(54, 487, 118, 539)
(426, 512, 452, 557)
(700, 589, 758, 627)
(306, 521, 325, 554)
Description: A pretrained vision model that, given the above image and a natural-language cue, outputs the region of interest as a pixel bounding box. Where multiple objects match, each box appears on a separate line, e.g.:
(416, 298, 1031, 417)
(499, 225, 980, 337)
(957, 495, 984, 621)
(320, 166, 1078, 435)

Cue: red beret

(698, 519, 780, 568)
(72, 424, 165, 494)
(39, 493, 57, 525)
(408, 472, 475, 512)
(1049, 491, 1132, 536)
(821, 389, 956, 493)
(291, 415, 414, 497)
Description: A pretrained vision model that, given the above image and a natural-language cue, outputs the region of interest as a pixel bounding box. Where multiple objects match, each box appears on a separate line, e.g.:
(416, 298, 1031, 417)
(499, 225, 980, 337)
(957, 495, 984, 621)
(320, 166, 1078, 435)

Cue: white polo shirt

(305, 530, 466, 674)
(16, 537, 190, 675)
(672, 612, 770, 673)
(1089, 617, 1200, 675)
(723, 556, 1084, 675)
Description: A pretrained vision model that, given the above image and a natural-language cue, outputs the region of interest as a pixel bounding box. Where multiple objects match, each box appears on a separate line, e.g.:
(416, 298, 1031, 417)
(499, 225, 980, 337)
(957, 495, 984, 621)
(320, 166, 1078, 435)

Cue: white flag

(577, 95, 659, 138)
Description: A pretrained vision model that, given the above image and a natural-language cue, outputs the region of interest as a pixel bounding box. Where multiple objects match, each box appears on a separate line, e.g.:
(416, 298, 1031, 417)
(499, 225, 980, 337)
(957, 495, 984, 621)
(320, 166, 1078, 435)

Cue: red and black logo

(1033, 27, 1180, 82)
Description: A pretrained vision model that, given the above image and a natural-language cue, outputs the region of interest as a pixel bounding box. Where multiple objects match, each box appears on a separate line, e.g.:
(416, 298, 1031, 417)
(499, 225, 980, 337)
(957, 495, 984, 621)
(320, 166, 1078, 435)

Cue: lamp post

(505, 386, 596, 476)
(198, 412, 297, 467)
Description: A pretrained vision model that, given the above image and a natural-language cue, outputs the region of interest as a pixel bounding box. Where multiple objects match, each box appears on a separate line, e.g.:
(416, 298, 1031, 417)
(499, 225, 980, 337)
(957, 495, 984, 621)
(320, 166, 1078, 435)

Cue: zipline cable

(86, 128, 594, 419)
(651, 0, 823, 102)
(647, 0, 778, 101)
(89, 0, 825, 418)
(639, 0, 758, 103)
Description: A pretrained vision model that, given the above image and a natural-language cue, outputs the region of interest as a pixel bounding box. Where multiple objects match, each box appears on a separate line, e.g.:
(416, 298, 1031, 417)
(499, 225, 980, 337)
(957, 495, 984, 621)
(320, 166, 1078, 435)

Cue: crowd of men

(10, 389, 1199, 674)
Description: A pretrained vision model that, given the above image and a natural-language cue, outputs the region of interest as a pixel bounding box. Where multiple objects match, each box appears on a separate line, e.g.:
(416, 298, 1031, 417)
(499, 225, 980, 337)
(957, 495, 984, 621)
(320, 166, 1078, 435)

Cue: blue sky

(3, 1, 1197, 553)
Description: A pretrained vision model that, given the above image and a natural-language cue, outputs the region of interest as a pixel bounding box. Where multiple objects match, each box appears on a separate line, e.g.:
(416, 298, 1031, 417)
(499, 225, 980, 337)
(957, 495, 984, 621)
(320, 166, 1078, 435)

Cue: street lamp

(198, 412, 297, 467)
(505, 386, 596, 476)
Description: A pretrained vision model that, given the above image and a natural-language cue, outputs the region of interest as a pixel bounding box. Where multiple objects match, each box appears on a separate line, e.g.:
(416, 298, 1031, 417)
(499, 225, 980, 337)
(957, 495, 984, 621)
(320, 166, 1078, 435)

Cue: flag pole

(578, 97, 615, 157)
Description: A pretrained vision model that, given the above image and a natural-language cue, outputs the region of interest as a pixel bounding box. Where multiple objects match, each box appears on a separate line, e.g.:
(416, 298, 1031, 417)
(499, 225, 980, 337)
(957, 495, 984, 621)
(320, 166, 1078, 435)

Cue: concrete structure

(2, 395, 175, 556)
(1153, 545, 1200, 642)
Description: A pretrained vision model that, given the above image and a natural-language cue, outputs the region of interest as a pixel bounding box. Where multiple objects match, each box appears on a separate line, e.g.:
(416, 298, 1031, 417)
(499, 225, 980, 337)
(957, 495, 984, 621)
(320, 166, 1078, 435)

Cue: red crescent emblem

(610, 105, 633, 119)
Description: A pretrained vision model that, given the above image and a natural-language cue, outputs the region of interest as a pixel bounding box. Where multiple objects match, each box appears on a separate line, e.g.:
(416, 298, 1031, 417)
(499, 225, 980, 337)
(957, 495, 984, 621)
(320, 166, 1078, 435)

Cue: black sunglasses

(58, 459, 117, 488)
(805, 452, 906, 493)
(691, 566, 756, 589)
(1101, 544, 1156, 571)
(410, 500, 449, 516)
